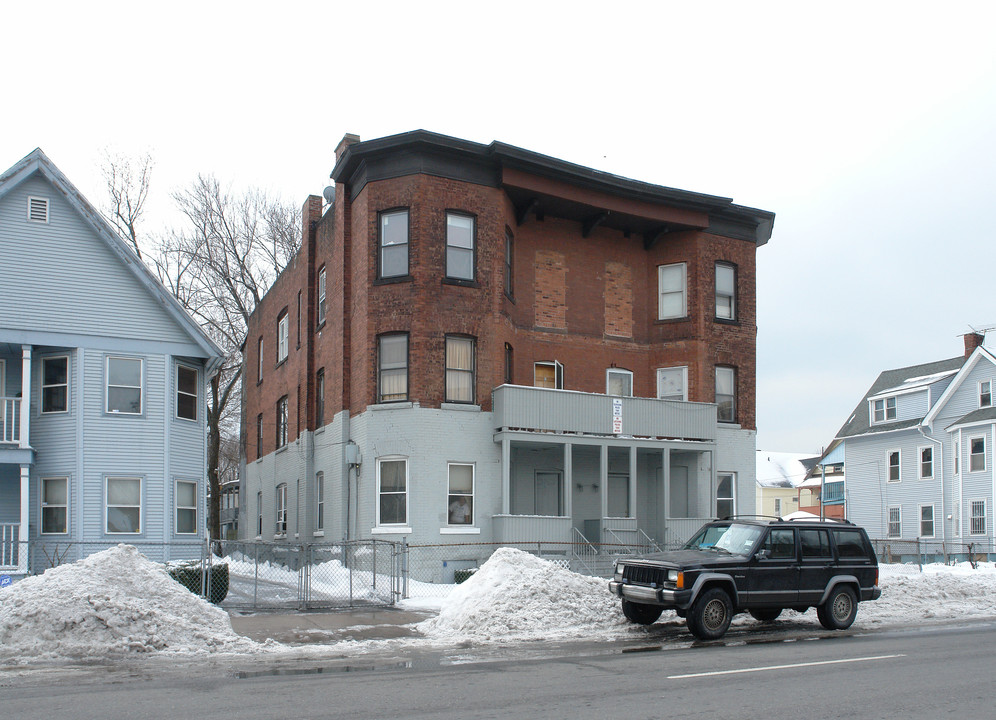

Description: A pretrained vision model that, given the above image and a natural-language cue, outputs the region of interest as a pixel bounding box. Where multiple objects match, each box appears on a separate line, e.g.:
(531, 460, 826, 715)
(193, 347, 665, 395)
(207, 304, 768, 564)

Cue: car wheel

(749, 608, 781, 622)
(817, 585, 858, 630)
(621, 599, 664, 625)
(687, 588, 733, 640)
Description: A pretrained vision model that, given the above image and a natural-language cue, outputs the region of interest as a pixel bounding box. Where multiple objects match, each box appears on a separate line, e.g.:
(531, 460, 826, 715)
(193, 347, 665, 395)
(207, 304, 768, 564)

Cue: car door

(748, 528, 799, 606)
(798, 528, 835, 605)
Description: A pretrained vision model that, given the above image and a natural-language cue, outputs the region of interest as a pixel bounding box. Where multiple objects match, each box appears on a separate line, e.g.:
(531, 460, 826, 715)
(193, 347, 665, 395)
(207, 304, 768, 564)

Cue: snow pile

(417, 548, 626, 642)
(862, 562, 996, 624)
(0, 545, 261, 661)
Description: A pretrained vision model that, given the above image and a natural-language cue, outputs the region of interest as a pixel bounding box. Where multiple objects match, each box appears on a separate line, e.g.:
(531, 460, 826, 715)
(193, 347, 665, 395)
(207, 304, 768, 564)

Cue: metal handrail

(571, 527, 598, 575)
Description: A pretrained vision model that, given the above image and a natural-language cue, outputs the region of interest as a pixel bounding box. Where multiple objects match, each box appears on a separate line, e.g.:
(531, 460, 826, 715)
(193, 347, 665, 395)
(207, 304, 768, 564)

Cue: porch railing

(1, 523, 20, 569)
(571, 527, 598, 574)
(1, 397, 20, 444)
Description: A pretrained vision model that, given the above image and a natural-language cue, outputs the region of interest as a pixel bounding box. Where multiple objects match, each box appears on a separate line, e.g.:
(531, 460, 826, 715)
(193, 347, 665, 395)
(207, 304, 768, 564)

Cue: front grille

(622, 564, 665, 587)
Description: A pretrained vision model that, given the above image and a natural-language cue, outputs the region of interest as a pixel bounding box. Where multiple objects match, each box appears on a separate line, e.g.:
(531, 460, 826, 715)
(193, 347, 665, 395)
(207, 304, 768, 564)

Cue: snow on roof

(871, 368, 959, 398)
(756, 451, 817, 488)
(0, 545, 260, 661)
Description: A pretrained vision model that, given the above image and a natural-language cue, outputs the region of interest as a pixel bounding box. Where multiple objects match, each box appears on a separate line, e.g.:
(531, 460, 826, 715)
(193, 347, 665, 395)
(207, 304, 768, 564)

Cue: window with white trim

(42, 356, 69, 413)
(276, 396, 288, 448)
(872, 396, 897, 423)
(954, 440, 960, 475)
(658, 263, 686, 319)
(447, 463, 474, 526)
(716, 473, 735, 518)
(275, 483, 288, 535)
(534, 360, 563, 389)
(256, 491, 263, 537)
(970, 436, 986, 472)
(277, 310, 289, 362)
(715, 367, 736, 422)
(317, 266, 327, 326)
(981, 381, 992, 408)
(41, 477, 68, 534)
(888, 506, 901, 538)
(316, 472, 325, 531)
(446, 212, 475, 281)
(971, 499, 986, 535)
(377, 457, 408, 526)
(606, 368, 633, 397)
(257, 336, 264, 382)
(919, 446, 933, 479)
(887, 450, 901, 482)
(919, 504, 934, 538)
(175, 480, 197, 534)
(28, 196, 49, 223)
(106, 477, 142, 534)
(715, 262, 736, 320)
(106, 356, 143, 414)
(379, 209, 409, 279)
(773, 497, 782, 517)
(176, 364, 198, 421)
(657, 366, 687, 401)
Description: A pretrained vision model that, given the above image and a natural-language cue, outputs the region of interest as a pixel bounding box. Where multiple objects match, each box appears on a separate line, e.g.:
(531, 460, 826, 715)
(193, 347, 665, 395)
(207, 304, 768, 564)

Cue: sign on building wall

(613, 398, 623, 434)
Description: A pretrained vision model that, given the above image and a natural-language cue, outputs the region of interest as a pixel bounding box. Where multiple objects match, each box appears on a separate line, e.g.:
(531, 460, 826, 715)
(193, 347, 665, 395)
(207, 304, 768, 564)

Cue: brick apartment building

(241, 130, 774, 578)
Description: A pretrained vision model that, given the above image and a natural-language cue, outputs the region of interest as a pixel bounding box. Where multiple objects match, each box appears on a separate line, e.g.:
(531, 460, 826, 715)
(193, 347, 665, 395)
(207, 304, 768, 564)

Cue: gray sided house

(0, 149, 223, 576)
(829, 333, 996, 554)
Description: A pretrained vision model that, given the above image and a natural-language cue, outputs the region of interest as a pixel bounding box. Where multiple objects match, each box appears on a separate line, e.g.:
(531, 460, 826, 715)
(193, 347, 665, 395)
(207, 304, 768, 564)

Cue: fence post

(373, 539, 378, 591)
(916, 538, 922, 572)
(253, 541, 259, 608)
(300, 543, 309, 611)
(402, 537, 409, 600)
(204, 538, 213, 602)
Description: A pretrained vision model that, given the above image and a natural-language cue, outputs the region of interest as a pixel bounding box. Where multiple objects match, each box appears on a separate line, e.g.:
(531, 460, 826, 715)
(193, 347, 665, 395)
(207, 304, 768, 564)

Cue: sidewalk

(228, 608, 434, 645)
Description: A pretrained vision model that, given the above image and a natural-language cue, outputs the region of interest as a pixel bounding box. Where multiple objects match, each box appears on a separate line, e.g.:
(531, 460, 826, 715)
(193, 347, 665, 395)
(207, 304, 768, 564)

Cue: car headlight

(615, 562, 626, 578)
(667, 569, 679, 583)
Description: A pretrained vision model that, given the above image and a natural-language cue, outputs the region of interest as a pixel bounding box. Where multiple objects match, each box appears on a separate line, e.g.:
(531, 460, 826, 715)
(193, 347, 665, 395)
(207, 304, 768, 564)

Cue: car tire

(817, 585, 858, 630)
(687, 588, 733, 640)
(748, 608, 781, 622)
(621, 599, 663, 625)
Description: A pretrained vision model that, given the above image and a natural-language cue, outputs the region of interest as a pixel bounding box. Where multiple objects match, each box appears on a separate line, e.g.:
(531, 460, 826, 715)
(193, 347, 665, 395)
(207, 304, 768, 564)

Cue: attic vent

(28, 196, 49, 223)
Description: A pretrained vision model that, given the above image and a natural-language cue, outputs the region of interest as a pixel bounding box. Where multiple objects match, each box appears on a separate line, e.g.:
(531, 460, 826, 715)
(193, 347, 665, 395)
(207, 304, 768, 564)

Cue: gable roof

(756, 451, 818, 488)
(0, 149, 223, 373)
(922, 345, 996, 428)
(835, 356, 966, 439)
(946, 406, 996, 431)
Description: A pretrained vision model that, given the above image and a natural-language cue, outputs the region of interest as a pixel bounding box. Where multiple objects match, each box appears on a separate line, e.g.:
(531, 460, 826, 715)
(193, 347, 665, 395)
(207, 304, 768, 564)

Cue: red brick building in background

(242, 130, 774, 578)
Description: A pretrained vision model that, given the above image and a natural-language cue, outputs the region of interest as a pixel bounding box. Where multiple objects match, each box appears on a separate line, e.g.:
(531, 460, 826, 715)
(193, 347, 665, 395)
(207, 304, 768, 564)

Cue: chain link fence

(870, 538, 996, 574)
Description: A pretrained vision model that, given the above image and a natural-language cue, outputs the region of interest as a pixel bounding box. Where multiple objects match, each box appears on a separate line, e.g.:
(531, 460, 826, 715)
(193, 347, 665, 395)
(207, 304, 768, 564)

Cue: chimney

(335, 133, 361, 163)
(964, 332, 984, 357)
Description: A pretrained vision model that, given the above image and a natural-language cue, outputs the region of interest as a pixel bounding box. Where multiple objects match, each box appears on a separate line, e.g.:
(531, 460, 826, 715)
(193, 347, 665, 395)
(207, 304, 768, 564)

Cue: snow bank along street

(1, 545, 995, 663)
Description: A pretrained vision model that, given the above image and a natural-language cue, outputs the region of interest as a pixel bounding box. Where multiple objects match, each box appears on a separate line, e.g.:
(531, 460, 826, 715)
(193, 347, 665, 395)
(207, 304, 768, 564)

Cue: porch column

(599, 445, 609, 524)
(20, 345, 31, 449)
(19, 464, 29, 573)
(563, 442, 573, 518)
(629, 446, 637, 519)
(501, 437, 510, 514)
(662, 449, 670, 522)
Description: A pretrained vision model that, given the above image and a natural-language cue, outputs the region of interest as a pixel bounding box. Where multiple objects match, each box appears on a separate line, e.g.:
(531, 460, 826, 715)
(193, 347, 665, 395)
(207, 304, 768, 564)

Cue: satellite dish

(323, 185, 336, 204)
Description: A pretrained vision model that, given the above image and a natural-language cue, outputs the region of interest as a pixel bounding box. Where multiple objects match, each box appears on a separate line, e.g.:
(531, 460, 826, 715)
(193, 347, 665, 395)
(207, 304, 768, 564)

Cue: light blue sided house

(825, 332, 996, 556)
(0, 149, 223, 577)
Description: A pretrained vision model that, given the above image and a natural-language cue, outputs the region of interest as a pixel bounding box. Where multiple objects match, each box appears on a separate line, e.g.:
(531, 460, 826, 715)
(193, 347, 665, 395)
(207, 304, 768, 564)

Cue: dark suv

(609, 517, 881, 640)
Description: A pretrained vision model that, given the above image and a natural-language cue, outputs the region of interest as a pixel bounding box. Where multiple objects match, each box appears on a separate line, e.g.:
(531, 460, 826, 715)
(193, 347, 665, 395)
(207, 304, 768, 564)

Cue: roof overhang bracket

(643, 225, 672, 250)
(582, 211, 609, 238)
(516, 197, 540, 226)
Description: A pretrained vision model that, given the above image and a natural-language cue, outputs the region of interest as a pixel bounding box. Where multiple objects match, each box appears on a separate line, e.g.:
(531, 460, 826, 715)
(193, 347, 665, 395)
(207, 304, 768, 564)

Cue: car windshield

(683, 522, 764, 555)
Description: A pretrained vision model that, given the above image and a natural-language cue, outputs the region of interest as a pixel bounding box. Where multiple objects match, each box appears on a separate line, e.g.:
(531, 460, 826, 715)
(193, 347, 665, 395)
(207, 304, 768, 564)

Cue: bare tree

(101, 151, 153, 259)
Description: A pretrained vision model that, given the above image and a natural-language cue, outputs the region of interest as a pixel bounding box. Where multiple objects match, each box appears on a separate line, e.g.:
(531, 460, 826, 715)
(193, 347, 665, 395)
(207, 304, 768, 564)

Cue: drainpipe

(918, 427, 944, 542)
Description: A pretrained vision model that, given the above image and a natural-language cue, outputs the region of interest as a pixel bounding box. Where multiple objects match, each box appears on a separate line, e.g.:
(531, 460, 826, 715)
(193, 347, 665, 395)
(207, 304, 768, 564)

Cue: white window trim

(40, 355, 70, 414)
(105, 356, 144, 415)
(887, 506, 902, 538)
(175, 363, 198, 422)
(969, 436, 986, 473)
(446, 462, 475, 528)
(317, 266, 327, 326)
(174, 479, 198, 535)
(887, 449, 901, 483)
(606, 368, 634, 397)
(257, 337, 264, 381)
(445, 211, 476, 281)
(534, 360, 564, 389)
(40, 476, 69, 535)
(316, 471, 325, 532)
(715, 262, 736, 320)
(657, 366, 688, 402)
(277, 313, 289, 362)
(657, 262, 687, 320)
(970, 498, 987, 535)
(715, 366, 736, 423)
(980, 380, 993, 408)
(275, 483, 288, 536)
(918, 445, 933, 480)
(105, 476, 142, 535)
(27, 196, 49, 223)
(919, 503, 935, 539)
(716, 472, 736, 518)
(376, 456, 409, 529)
(871, 396, 897, 424)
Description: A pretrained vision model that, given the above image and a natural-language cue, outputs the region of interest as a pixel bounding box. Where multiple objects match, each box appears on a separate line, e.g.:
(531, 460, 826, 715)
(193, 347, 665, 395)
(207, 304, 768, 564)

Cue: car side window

(800, 529, 833, 558)
(832, 529, 872, 559)
(761, 528, 795, 559)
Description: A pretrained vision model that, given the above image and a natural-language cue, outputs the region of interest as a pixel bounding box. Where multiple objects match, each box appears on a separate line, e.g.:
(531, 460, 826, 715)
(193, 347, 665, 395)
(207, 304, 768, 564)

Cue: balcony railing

(1, 523, 20, 569)
(492, 385, 717, 441)
(1, 397, 20, 444)
(822, 482, 845, 504)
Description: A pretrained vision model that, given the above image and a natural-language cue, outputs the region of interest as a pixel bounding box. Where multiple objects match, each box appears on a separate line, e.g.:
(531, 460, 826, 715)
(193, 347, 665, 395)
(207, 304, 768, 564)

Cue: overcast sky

(4, 1, 994, 454)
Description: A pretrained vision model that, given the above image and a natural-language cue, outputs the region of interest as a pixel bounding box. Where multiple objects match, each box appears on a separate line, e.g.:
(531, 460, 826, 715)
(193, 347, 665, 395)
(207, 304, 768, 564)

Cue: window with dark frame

(276, 396, 288, 448)
(42, 356, 69, 413)
(445, 336, 475, 403)
(256, 413, 263, 459)
(981, 381, 992, 408)
(715, 262, 736, 320)
(970, 437, 985, 472)
(504, 343, 513, 385)
(715, 366, 736, 422)
(316, 368, 325, 427)
(920, 447, 933, 479)
(445, 212, 475, 281)
(504, 228, 514, 298)
(888, 450, 901, 482)
(297, 291, 302, 348)
(176, 365, 198, 421)
(256, 491, 263, 536)
(379, 209, 409, 279)
(378, 334, 408, 403)
(41, 477, 68, 534)
(317, 266, 327, 326)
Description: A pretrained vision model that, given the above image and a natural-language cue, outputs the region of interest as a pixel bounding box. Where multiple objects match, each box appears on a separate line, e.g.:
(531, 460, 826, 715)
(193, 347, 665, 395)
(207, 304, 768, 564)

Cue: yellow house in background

(755, 451, 817, 518)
